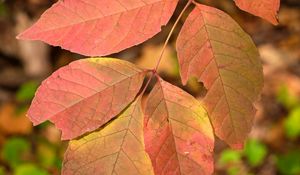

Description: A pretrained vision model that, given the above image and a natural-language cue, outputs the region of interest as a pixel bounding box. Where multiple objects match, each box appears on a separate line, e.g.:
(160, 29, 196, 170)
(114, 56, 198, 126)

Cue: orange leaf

(17, 0, 179, 56)
(235, 0, 280, 25)
(144, 77, 214, 174)
(63, 99, 154, 175)
(176, 4, 263, 148)
(28, 58, 146, 140)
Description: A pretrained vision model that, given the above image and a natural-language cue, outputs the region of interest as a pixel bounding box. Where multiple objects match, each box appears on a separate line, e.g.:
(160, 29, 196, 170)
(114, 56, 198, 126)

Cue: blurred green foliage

(284, 107, 300, 139)
(276, 150, 300, 175)
(1, 137, 30, 168)
(277, 85, 299, 110)
(219, 139, 267, 174)
(0, 79, 63, 174)
(0, 166, 5, 175)
(16, 81, 39, 102)
(0, 2, 7, 17)
(219, 149, 242, 166)
(219, 139, 267, 168)
(0, 136, 62, 174)
(227, 167, 240, 175)
(276, 85, 300, 140)
(14, 164, 49, 175)
(37, 142, 61, 169)
(218, 85, 300, 174)
(244, 139, 267, 167)
(219, 149, 243, 175)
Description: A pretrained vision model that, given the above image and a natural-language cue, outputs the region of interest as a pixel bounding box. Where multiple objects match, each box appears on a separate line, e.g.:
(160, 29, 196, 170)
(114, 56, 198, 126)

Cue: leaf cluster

(17, 0, 280, 174)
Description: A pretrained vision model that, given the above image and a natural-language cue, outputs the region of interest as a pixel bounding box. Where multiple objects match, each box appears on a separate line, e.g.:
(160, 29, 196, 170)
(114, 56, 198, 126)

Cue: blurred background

(0, 0, 299, 174)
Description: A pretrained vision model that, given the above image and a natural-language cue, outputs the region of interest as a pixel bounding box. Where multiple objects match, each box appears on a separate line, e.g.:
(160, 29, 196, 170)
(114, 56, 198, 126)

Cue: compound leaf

(234, 0, 280, 25)
(144, 77, 214, 175)
(28, 58, 146, 140)
(17, 0, 179, 56)
(176, 4, 263, 148)
(63, 99, 154, 175)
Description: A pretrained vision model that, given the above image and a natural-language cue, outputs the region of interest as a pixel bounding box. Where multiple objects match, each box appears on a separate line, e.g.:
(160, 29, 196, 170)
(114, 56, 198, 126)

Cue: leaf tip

(16, 32, 27, 40)
(180, 76, 188, 86)
(272, 17, 280, 25)
(26, 113, 39, 126)
(16, 34, 21, 40)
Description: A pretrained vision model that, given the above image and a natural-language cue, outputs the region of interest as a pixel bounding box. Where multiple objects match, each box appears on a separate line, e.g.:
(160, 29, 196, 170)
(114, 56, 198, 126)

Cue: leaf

(144, 77, 214, 175)
(176, 4, 263, 148)
(234, 0, 280, 25)
(17, 0, 179, 56)
(62, 99, 154, 175)
(28, 58, 146, 140)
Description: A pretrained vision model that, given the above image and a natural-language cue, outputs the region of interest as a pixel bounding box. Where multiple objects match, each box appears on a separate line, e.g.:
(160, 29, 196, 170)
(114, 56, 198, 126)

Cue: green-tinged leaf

(244, 139, 267, 167)
(276, 150, 300, 175)
(284, 107, 300, 139)
(62, 99, 154, 175)
(16, 81, 39, 102)
(144, 77, 214, 175)
(14, 164, 49, 175)
(1, 137, 30, 168)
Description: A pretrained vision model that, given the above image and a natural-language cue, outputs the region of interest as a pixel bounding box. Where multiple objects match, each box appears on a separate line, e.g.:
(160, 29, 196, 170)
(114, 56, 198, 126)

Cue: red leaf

(63, 99, 154, 175)
(176, 4, 263, 148)
(144, 77, 214, 174)
(28, 58, 146, 140)
(235, 0, 280, 25)
(17, 0, 179, 56)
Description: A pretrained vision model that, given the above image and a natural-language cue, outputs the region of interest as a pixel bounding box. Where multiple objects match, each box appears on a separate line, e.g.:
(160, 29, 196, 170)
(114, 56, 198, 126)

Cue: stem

(154, 0, 192, 71)
(139, 0, 193, 96)
(139, 71, 154, 97)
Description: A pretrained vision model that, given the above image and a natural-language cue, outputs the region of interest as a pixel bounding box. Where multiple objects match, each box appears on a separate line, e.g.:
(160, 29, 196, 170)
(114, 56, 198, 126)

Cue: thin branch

(139, 0, 193, 96)
(154, 0, 193, 71)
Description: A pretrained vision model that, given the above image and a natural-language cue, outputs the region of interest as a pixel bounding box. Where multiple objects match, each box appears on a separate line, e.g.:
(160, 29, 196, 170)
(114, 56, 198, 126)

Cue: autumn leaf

(63, 99, 154, 175)
(28, 58, 146, 140)
(17, 0, 179, 56)
(176, 4, 263, 148)
(144, 77, 214, 174)
(234, 0, 280, 25)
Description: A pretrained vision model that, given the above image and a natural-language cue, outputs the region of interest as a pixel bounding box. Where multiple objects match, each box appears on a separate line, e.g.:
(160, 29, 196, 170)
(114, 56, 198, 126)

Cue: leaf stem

(154, 0, 193, 71)
(139, 0, 193, 97)
(139, 71, 154, 97)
